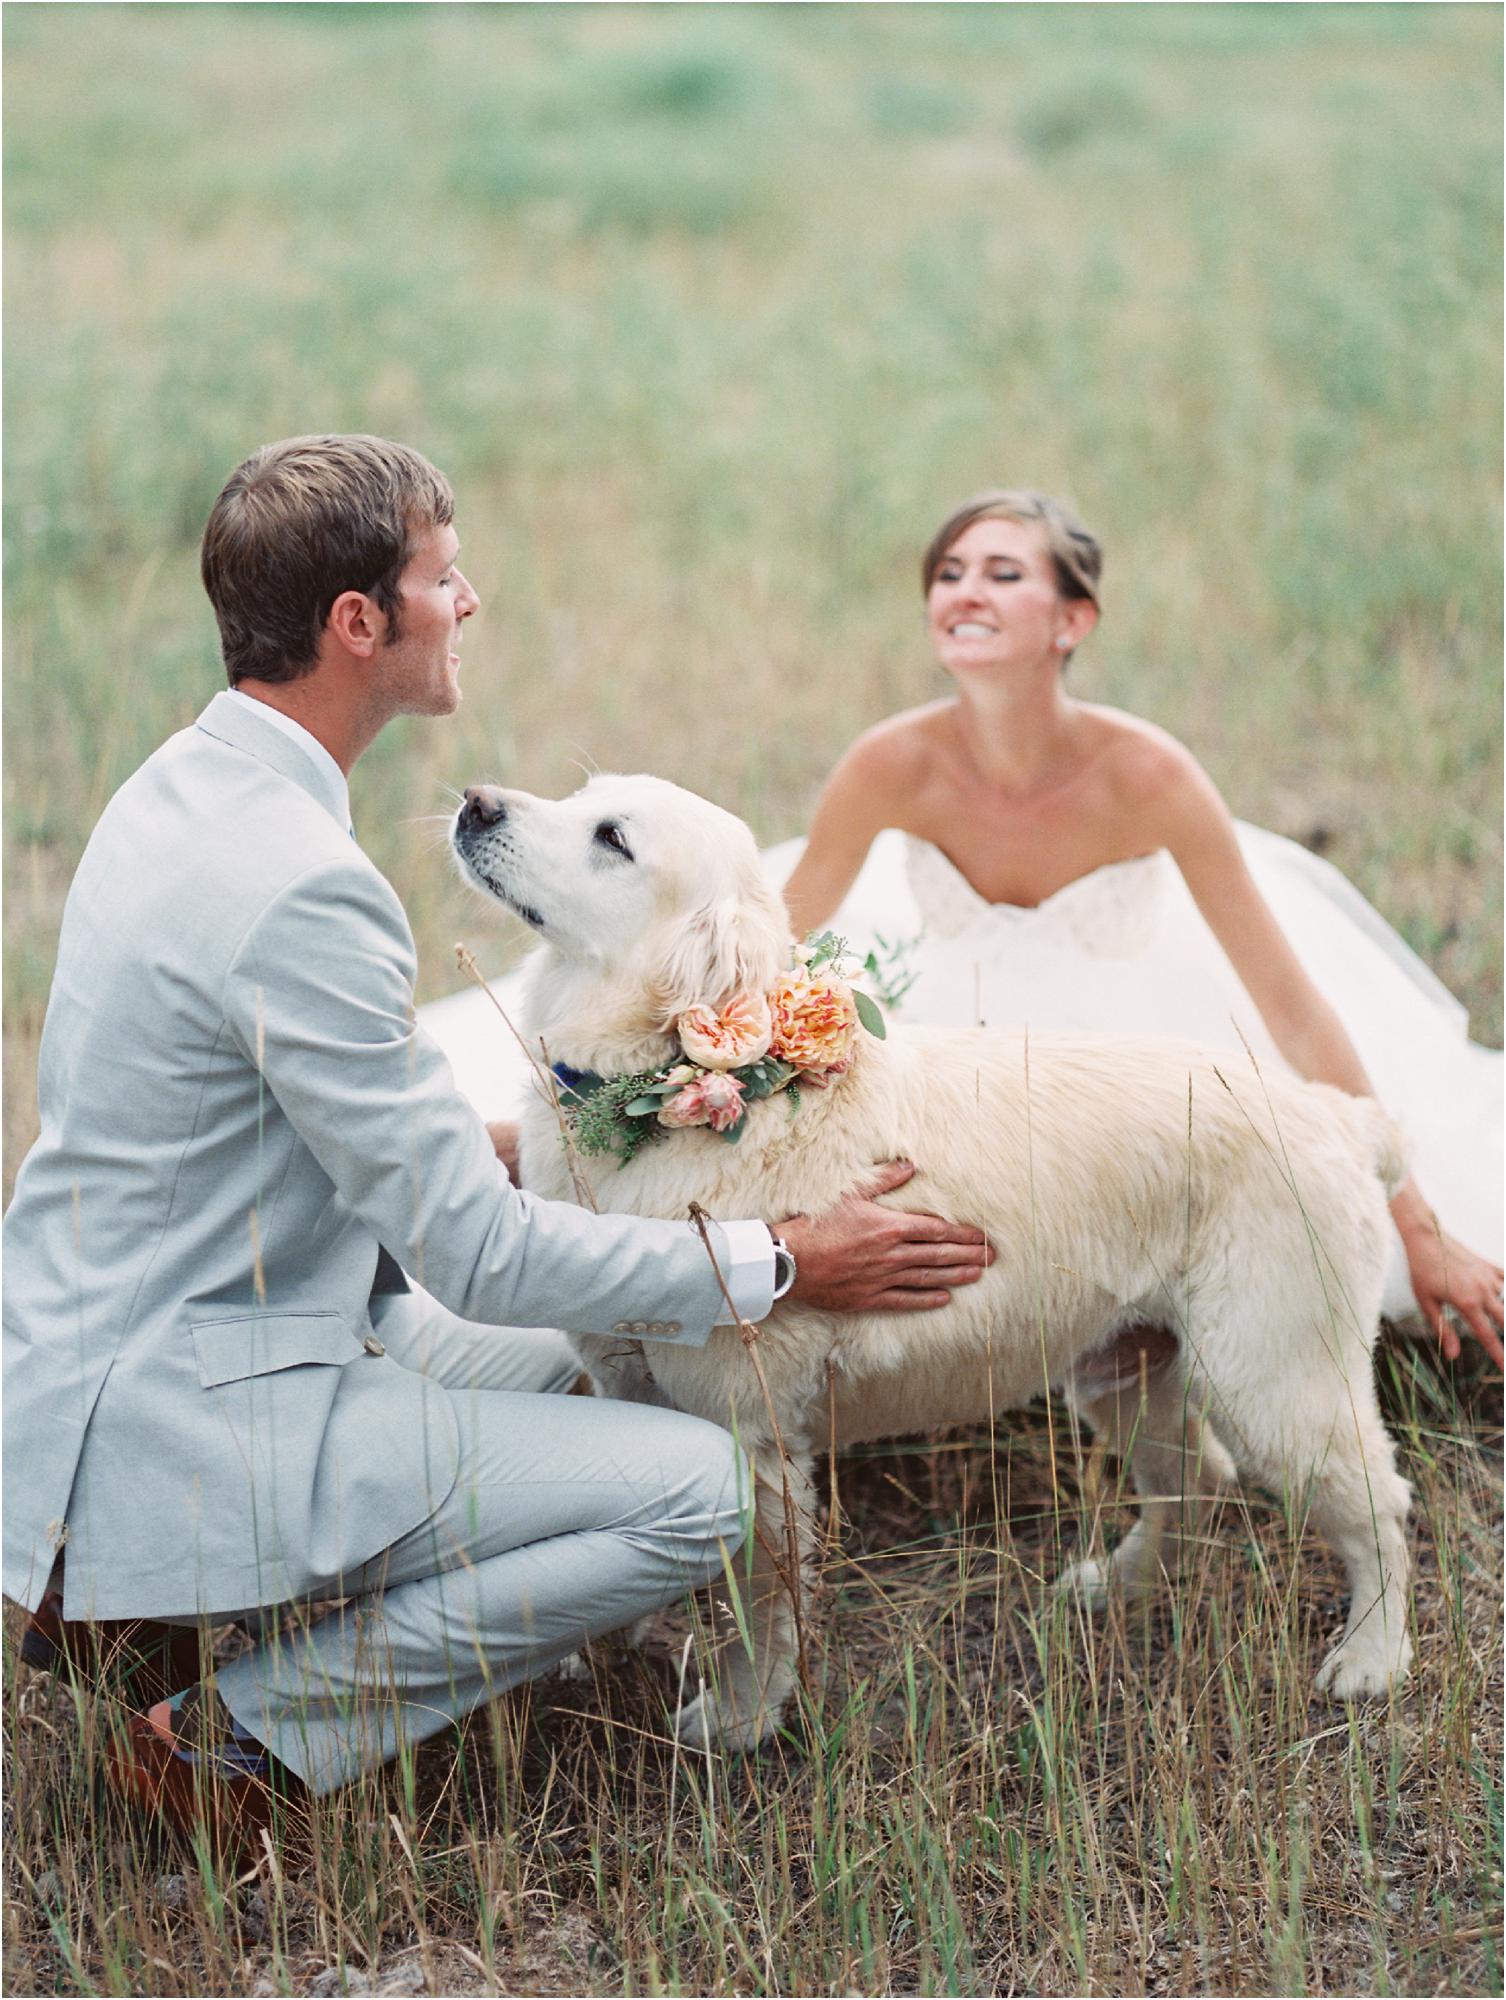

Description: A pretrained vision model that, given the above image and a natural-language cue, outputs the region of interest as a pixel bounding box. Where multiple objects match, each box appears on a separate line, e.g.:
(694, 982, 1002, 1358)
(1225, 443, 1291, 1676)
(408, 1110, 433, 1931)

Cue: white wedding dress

(420, 822, 1502, 1322)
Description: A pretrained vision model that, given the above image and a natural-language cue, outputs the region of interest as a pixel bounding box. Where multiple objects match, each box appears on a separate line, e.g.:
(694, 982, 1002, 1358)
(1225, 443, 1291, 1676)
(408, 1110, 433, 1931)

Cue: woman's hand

(1400, 1219, 1504, 1369)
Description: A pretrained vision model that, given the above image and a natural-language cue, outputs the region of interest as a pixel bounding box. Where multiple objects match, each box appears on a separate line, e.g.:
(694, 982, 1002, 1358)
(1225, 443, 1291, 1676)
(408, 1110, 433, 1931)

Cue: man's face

(373, 522, 479, 718)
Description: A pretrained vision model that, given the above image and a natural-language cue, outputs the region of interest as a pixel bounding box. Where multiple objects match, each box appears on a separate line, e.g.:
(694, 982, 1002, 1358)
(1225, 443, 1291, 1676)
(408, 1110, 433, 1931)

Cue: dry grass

(5, 1347, 1500, 1997)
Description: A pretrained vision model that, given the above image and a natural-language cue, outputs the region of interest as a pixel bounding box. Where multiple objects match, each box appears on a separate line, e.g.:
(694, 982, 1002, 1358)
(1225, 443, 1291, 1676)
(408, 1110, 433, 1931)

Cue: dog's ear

(650, 872, 792, 1020)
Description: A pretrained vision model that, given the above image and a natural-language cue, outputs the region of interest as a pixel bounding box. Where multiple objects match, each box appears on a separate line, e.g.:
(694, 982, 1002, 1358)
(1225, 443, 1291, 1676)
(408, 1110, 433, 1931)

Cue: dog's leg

(1059, 1366, 1234, 1606)
(674, 1449, 817, 1751)
(1184, 1300, 1412, 1699)
(1280, 1398, 1413, 1700)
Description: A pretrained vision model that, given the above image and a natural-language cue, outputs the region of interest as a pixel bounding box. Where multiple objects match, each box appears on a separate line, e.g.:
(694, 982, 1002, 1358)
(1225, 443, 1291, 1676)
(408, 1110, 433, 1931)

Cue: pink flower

(768, 969, 858, 1076)
(676, 993, 772, 1071)
(657, 1071, 747, 1134)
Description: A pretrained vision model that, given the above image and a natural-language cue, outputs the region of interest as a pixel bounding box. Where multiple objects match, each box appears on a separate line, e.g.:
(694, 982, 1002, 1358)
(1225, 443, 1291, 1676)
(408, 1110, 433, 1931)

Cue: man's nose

(460, 786, 507, 832)
(454, 569, 480, 618)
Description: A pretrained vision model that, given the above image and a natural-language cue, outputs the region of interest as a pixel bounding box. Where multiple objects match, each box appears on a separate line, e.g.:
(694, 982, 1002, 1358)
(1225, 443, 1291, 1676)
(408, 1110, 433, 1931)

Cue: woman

(775, 489, 1503, 1366)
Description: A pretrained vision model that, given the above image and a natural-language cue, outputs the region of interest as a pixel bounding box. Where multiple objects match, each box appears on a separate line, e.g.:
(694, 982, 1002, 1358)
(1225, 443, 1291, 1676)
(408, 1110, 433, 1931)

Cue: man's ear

(325, 588, 385, 659)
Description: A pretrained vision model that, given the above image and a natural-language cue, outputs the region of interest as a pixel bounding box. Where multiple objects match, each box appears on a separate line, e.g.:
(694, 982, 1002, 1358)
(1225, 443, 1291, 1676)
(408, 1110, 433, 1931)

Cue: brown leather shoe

(19, 1590, 204, 1713)
(104, 1688, 310, 1865)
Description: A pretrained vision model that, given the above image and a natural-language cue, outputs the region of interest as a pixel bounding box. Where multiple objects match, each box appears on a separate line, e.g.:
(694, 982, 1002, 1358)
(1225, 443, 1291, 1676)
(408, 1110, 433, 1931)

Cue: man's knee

(674, 1419, 751, 1571)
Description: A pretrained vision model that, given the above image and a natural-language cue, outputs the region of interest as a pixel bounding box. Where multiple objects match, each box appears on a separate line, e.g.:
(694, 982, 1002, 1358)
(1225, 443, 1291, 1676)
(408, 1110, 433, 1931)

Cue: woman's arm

(1144, 741, 1504, 1367)
(782, 725, 916, 935)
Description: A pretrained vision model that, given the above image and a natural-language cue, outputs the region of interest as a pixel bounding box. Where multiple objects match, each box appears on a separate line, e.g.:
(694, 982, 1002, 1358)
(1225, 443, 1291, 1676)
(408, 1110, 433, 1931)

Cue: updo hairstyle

(921, 489, 1102, 610)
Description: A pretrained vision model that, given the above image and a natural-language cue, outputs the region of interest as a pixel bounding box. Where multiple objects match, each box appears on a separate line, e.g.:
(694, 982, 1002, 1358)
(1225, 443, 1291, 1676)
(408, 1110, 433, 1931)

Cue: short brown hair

(921, 489, 1102, 608)
(201, 435, 455, 685)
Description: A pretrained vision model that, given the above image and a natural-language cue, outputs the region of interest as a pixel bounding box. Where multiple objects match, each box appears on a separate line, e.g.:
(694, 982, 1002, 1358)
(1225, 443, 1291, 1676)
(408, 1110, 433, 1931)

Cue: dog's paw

(1314, 1632, 1413, 1701)
(672, 1687, 777, 1753)
(1055, 1555, 1114, 1610)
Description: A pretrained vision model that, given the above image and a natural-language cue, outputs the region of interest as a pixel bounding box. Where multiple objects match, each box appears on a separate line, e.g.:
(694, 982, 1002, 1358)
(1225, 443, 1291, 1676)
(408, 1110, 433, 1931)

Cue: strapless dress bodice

(902, 835, 1170, 960)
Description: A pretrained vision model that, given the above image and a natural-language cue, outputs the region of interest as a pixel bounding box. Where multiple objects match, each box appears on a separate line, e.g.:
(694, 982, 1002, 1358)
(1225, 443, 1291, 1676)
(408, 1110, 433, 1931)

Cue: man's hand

(779, 1161, 993, 1314)
(487, 1120, 521, 1185)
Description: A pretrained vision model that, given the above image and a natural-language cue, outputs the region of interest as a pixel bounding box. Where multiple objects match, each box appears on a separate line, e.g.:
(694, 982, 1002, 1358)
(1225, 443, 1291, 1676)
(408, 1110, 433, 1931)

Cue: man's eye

(594, 822, 633, 859)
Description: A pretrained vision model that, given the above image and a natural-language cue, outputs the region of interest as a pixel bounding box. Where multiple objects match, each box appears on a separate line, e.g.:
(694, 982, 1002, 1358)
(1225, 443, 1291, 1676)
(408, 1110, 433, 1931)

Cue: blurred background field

(4, 1, 1501, 1191)
(3, 7, 1502, 1996)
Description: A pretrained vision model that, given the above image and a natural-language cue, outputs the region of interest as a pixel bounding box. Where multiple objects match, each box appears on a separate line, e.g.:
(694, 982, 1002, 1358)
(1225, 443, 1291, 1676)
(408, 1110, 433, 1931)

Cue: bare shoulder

(824, 703, 946, 803)
(1088, 708, 1220, 820)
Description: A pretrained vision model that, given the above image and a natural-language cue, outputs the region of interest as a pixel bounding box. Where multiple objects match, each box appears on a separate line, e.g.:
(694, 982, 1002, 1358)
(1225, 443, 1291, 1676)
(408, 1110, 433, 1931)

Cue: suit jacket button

(363, 1336, 386, 1357)
(634, 1321, 649, 1334)
(665, 1322, 681, 1334)
(613, 1321, 631, 1334)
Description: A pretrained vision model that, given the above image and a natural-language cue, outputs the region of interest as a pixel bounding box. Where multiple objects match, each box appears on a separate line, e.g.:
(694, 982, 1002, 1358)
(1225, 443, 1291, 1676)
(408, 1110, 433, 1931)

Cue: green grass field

(4, 5, 1501, 1995)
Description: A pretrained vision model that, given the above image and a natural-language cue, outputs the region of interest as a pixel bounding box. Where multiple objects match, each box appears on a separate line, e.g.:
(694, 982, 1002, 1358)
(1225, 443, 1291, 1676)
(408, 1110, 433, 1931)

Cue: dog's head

(451, 773, 792, 1072)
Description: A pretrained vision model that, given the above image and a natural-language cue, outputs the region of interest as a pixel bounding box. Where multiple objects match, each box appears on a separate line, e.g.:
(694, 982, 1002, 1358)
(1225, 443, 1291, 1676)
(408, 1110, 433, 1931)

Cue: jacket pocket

(191, 1311, 360, 1389)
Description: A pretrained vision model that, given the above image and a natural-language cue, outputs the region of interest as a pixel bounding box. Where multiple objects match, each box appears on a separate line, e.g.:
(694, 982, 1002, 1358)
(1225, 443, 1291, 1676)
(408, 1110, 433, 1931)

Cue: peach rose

(768, 969, 858, 1076)
(676, 992, 772, 1071)
(657, 1072, 746, 1134)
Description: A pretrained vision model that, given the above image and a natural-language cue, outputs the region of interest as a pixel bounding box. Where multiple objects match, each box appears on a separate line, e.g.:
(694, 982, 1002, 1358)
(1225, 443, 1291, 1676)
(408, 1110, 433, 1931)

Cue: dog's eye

(594, 821, 633, 861)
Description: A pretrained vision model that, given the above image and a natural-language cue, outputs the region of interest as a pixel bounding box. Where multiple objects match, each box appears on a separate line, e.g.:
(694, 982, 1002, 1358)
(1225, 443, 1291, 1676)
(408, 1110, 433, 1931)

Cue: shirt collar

(226, 689, 354, 834)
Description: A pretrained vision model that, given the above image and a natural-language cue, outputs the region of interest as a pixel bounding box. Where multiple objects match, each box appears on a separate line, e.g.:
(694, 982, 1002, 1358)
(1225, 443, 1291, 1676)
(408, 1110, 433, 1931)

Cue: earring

(1055, 636, 1072, 650)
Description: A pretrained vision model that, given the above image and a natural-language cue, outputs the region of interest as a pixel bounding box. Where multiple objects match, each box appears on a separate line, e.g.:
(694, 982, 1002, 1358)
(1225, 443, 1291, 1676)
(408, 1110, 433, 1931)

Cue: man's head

(201, 434, 458, 687)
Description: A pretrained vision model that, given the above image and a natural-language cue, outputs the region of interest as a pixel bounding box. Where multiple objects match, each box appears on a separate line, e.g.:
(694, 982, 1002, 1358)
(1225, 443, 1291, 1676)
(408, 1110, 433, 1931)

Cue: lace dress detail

(903, 836, 1167, 958)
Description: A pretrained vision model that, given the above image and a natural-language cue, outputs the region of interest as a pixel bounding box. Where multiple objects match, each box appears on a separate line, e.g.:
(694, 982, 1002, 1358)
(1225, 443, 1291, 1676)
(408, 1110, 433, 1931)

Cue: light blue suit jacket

(3, 692, 733, 1620)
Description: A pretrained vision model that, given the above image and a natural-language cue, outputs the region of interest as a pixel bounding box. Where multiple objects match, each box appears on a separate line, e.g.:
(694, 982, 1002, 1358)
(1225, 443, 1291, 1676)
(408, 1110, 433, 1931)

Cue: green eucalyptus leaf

(623, 1095, 663, 1117)
(853, 988, 887, 1039)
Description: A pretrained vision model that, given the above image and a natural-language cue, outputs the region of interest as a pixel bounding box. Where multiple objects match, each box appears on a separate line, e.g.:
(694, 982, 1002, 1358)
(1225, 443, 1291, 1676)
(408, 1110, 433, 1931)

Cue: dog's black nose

(460, 786, 507, 832)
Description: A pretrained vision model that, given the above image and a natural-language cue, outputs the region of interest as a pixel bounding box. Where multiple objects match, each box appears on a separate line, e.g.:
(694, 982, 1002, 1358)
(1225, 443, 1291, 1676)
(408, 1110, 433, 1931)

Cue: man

(4, 435, 990, 1849)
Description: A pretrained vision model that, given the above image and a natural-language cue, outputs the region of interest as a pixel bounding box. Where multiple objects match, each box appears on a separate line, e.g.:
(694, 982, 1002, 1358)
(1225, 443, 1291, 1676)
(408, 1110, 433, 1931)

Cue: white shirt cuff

(711, 1219, 776, 1325)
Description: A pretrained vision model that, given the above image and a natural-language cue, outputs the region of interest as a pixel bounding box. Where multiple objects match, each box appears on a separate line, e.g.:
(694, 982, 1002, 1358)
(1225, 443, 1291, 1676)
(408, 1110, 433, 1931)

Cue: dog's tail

(1346, 1095, 1410, 1197)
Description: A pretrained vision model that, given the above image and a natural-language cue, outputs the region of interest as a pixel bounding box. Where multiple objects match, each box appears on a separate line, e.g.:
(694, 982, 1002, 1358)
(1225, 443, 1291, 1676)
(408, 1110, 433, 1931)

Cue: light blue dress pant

(213, 1290, 748, 1792)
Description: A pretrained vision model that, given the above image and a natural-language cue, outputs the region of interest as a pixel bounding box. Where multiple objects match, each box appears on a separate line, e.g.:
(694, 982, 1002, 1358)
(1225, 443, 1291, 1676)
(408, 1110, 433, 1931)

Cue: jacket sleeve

(221, 854, 735, 1341)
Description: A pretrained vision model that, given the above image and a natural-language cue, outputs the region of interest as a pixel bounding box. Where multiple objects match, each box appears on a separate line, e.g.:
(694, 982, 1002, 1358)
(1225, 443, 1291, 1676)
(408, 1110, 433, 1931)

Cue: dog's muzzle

(452, 787, 546, 930)
(458, 785, 507, 836)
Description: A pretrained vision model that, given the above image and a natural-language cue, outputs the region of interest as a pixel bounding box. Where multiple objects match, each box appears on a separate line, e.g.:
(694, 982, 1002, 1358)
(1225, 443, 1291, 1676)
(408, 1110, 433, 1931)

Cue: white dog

(452, 772, 1413, 1748)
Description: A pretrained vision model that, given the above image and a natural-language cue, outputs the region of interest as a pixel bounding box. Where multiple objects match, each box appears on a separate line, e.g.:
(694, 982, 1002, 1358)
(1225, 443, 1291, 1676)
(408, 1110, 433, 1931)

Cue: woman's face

(926, 516, 1089, 678)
